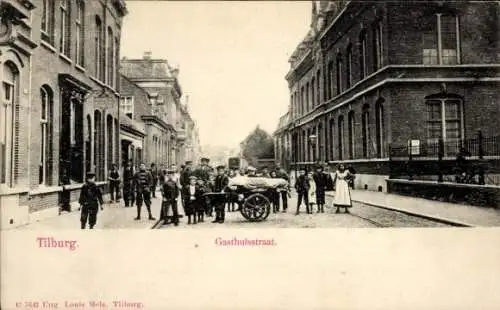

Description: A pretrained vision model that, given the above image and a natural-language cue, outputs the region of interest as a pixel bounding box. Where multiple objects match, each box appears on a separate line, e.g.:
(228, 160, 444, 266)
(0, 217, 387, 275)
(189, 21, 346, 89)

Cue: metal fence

(389, 132, 500, 159)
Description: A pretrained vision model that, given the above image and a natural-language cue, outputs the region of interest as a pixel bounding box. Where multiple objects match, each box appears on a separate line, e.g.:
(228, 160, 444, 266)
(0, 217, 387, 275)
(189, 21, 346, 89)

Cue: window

(348, 111, 355, 159)
(107, 115, 114, 171)
(426, 97, 463, 147)
(337, 116, 344, 160)
(336, 53, 343, 95)
(362, 105, 369, 158)
(326, 119, 333, 161)
(375, 100, 385, 158)
(120, 96, 134, 119)
(39, 86, 54, 185)
(115, 37, 120, 89)
(76, 1, 85, 67)
(300, 86, 305, 115)
(305, 83, 309, 112)
(41, 0, 55, 45)
(1, 62, 18, 187)
(422, 14, 460, 65)
(373, 21, 383, 71)
(59, 0, 71, 56)
(359, 30, 367, 79)
(311, 77, 316, 109)
(346, 44, 352, 89)
(316, 70, 321, 105)
(95, 17, 104, 81)
(327, 61, 334, 99)
(107, 27, 114, 87)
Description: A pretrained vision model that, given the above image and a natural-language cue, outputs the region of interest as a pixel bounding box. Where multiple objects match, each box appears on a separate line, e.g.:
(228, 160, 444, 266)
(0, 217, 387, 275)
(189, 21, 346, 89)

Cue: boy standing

(183, 176, 203, 224)
(79, 172, 104, 229)
(134, 163, 156, 221)
(161, 169, 180, 226)
(294, 169, 310, 215)
(213, 165, 229, 223)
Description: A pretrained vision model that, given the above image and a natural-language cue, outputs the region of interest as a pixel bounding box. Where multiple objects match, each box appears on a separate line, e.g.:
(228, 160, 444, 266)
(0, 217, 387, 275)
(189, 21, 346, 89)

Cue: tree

(241, 126, 275, 167)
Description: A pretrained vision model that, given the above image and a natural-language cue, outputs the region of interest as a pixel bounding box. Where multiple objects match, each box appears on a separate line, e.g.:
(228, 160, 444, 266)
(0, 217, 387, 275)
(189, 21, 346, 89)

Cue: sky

(120, 0, 311, 148)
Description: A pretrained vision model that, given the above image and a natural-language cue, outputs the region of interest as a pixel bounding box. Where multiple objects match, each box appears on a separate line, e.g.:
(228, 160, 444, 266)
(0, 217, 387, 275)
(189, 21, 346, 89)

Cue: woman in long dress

(307, 172, 317, 214)
(332, 164, 353, 213)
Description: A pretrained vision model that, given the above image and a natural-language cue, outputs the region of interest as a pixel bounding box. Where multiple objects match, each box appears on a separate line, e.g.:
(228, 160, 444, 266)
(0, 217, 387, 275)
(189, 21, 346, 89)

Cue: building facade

(1, 0, 127, 229)
(120, 52, 200, 167)
(281, 1, 499, 191)
(274, 112, 291, 170)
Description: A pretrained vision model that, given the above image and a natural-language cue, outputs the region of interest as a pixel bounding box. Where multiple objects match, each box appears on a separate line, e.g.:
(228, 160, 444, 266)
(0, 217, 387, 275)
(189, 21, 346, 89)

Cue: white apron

(332, 171, 352, 207)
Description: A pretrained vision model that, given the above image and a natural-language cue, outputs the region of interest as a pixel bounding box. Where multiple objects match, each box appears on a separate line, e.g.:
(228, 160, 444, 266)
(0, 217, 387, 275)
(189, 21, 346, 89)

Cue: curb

(325, 193, 474, 227)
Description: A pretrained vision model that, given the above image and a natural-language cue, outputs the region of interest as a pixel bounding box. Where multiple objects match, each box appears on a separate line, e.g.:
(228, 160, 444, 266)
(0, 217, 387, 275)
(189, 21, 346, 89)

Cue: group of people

(77, 156, 355, 229)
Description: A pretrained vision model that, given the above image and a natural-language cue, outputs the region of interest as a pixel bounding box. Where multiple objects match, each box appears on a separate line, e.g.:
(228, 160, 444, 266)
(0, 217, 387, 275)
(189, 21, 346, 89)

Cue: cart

(203, 186, 280, 222)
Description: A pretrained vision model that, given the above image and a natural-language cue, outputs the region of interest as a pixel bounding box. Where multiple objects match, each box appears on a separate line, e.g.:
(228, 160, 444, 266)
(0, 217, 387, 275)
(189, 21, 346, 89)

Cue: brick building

(0, 0, 127, 229)
(120, 52, 199, 167)
(280, 1, 499, 191)
(273, 112, 291, 170)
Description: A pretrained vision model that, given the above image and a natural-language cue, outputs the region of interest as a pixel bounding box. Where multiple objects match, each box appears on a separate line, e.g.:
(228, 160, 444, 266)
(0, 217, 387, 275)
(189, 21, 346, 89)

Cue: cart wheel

(240, 193, 271, 222)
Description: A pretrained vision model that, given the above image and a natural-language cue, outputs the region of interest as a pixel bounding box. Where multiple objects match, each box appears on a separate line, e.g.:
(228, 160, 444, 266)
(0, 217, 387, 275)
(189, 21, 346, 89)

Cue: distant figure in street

(161, 169, 180, 226)
(150, 163, 159, 198)
(158, 164, 166, 184)
(213, 165, 230, 223)
(294, 169, 310, 215)
(108, 164, 121, 203)
(79, 171, 104, 229)
(123, 160, 135, 207)
(261, 166, 270, 178)
(332, 164, 353, 213)
(246, 166, 257, 177)
(347, 166, 356, 189)
(134, 163, 156, 221)
(313, 164, 328, 213)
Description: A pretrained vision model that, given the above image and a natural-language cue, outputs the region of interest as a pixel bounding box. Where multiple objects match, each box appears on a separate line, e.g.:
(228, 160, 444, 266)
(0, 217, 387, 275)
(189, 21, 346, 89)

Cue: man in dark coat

(275, 163, 290, 213)
(182, 175, 203, 224)
(313, 164, 328, 213)
(108, 164, 121, 203)
(122, 160, 135, 207)
(294, 169, 310, 215)
(213, 165, 229, 223)
(134, 163, 156, 221)
(161, 168, 180, 226)
(79, 171, 104, 229)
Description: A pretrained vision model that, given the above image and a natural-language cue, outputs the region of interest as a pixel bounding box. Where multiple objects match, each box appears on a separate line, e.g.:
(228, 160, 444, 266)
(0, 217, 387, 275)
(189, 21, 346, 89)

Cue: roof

(120, 111, 146, 135)
(120, 59, 172, 80)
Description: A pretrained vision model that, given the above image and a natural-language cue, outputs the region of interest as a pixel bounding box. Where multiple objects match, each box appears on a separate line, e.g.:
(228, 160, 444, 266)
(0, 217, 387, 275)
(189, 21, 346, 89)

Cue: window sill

(75, 64, 86, 73)
(41, 40, 57, 53)
(30, 185, 63, 196)
(59, 53, 73, 64)
(62, 183, 83, 190)
(0, 185, 30, 196)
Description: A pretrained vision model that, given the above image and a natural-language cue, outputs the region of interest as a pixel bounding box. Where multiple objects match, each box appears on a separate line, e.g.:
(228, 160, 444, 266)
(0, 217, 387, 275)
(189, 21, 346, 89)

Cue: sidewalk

(18, 191, 164, 230)
(327, 190, 500, 227)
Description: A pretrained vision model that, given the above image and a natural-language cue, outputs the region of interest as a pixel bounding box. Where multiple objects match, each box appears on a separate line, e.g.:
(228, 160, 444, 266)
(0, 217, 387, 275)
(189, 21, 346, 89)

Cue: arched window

(41, 0, 55, 45)
(359, 30, 367, 79)
(107, 27, 114, 87)
(375, 99, 385, 158)
(336, 52, 343, 95)
(76, 1, 85, 67)
(311, 77, 316, 109)
(95, 16, 103, 81)
(40, 86, 54, 185)
(328, 118, 334, 161)
(426, 94, 464, 155)
(327, 61, 334, 99)
(107, 114, 113, 171)
(59, 0, 71, 56)
(316, 70, 321, 105)
(317, 122, 323, 161)
(348, 111, 355, 159)
(305, 82, 309, 112)
(362, 104, 370, 158)
(1, 62, 19, 187)
(346, 44, 353, 88)
(114, 118, 119, 164)
(338, 115, 344, 160)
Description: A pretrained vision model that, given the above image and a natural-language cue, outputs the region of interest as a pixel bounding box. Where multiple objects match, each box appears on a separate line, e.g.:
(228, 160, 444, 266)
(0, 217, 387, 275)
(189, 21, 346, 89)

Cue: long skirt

(333, 179, 352, 207)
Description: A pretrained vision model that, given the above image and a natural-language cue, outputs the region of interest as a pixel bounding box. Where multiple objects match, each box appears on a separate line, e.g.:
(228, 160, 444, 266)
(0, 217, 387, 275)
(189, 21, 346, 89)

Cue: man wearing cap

(149, 163, 159, 198)
(313, 164, 328, 213)
(213, 165, 229, 223)
(161, 168, 180, 226)
(133, 163, 156, 221)
(79, 171, 104, 229)
(123, 160, 135, 208)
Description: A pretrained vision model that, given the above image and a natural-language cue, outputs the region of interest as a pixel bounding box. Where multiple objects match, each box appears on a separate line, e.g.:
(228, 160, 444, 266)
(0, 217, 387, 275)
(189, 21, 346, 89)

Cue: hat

(201, 157, 210, 162)
(86, 171, 96, 178)
(166, 168, 176, 174)
(185, 160, 193, 165)
(189, 175, 198, 180)
(216, 165, 225, 170)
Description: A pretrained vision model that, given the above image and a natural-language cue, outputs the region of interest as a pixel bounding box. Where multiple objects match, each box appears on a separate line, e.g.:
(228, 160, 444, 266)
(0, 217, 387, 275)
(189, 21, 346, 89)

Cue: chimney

(143, 51, 152, 60)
